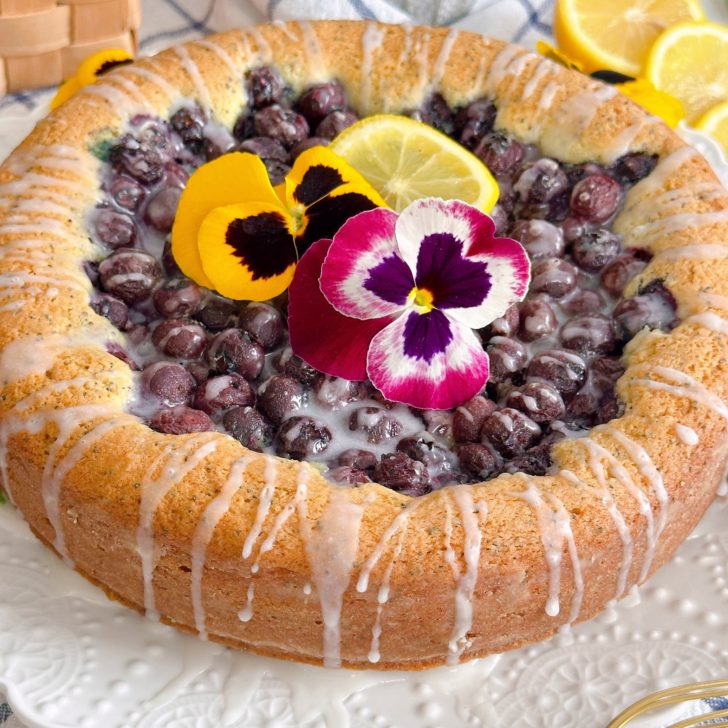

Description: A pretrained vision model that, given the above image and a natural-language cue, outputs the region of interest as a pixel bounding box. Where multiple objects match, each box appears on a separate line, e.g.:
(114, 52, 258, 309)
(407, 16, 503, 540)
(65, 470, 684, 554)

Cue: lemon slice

(554, 0, 704, 77)
(329, 114, 499, 212)
(645, 21, 728, 123)
(695, 100, 728, 155)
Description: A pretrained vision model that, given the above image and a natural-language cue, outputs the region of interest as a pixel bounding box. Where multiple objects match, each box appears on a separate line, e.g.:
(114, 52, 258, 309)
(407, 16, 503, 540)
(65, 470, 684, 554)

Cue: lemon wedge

(554, 0, 704, 77)
(695, 100, 728, 156)
(645, 21, 728, 123)
(329, 114, 499, 212)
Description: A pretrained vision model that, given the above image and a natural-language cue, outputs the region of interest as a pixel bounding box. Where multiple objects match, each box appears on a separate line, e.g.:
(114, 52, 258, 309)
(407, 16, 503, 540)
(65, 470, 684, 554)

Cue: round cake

(1, 20, 727, 670)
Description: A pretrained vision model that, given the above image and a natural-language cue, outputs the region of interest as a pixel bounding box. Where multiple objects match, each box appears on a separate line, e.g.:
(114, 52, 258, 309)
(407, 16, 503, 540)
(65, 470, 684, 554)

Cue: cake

(0, 20, 727, 670)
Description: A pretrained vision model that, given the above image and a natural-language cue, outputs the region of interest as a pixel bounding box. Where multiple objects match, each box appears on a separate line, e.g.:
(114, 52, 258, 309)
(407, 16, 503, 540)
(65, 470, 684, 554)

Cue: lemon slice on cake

(645, 21, 728, 123)
(329, 114, 499, 212)
(554, 0, 704, 77)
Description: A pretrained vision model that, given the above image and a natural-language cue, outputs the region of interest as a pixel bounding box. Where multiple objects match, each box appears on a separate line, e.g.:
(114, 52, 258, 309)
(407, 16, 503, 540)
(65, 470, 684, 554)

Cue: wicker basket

(0, 0, 141, 95)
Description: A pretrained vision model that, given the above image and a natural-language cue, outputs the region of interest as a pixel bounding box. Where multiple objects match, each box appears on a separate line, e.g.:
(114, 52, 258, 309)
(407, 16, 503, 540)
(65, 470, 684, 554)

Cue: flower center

(410, 286, 435, 313)
(289, 202, 307, 234)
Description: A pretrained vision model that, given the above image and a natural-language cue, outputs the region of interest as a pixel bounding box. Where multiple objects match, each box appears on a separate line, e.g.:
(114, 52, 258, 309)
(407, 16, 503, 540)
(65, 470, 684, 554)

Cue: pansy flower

(289, 198, 530, 410)
(171, 147, 387, 300)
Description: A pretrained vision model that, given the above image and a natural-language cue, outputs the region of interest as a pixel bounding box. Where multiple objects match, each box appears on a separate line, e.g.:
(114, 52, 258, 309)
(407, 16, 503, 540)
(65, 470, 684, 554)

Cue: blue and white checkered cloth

(2, 0, 726, 726)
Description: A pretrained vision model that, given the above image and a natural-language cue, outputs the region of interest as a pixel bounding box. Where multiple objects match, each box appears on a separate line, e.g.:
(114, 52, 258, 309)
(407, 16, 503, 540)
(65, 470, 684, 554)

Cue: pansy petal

(396, 197, 530, 328)
(283, 146, 388, 210)
(367, 310, 490, 410)
(289, 238, 392, 380)
(199, 201, 297, 301)
(172, 152, 280, 288)
(320, 207, 413, 319)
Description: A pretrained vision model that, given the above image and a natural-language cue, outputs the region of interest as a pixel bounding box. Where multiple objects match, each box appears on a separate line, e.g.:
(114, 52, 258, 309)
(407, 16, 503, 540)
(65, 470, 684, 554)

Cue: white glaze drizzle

(83, 84, 141, 116)
(359, 23, 386, 112)
(137, 437, 219, 620)
(110, 75, 148, 106)
(653, 243, 728, 262)
(537, 80, 560, 110)
(194, 39, 240, 80)
(174, 46, 213, 110)
(245, 26, 272, 61)
(43, 412, 130, 566)
(521, 60, 554, 100)
(560, 469, 632, 600)
(675, 424, 699, 446)
(685, 312, 728, 336)
(122, 66, 178, 99)
(447, 486, 485, 665)
(271, 19, 299, 43)
(298, 21, 326, 79)
(507, 477, 578, 620)
(631, 210, 728, 246)
(299, 487, 366, 668)
(582, 438, 656, 583)
(241, 455, 278, 559)
(432, 28, 459, 87)
(624, 146, 699, 202)
(483, 45, 523, 96)
(414, 30, 431, 95)
(628, 364, 728, 420)
(599, 425, 669, 538)
(190, 455, 254, 639)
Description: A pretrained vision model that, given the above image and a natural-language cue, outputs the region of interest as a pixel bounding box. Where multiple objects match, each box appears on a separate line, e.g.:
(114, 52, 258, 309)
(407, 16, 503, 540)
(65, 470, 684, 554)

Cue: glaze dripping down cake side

(0, 21, 727, 670)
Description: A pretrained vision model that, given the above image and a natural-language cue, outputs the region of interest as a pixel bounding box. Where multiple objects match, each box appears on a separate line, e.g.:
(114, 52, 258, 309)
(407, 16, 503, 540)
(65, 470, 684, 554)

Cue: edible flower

(536, 41, 683, 127)
(51, 48, 134, 110)
(289, 198, 530, 410)
(172, 147, 387, 301)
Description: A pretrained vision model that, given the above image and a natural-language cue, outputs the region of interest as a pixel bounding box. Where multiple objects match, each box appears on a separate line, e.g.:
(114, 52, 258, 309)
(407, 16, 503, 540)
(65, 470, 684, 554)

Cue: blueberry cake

(1, 21, 727, 670)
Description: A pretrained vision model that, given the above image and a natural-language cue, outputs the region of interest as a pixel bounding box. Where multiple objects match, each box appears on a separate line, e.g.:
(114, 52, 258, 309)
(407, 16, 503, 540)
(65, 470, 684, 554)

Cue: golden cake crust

(1, 20, 728, 670)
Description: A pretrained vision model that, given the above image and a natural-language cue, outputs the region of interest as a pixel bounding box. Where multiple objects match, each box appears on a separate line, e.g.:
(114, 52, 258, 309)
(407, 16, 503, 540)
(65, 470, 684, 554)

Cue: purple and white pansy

(288, 197, 531, 410)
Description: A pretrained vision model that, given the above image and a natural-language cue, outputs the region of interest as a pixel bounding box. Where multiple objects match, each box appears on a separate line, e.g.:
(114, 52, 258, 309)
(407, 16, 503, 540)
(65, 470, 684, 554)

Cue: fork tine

(607, 679, 728, 728)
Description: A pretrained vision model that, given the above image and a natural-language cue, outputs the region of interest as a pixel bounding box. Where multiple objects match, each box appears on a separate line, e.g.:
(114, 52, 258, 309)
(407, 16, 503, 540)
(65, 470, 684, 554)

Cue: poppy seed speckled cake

(1, 20, 728, 670)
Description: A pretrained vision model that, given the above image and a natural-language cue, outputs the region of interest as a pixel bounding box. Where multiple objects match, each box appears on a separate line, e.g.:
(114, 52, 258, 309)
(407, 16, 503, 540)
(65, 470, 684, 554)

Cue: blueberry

(613, 281, 677, 341)
(194, 294, 239, 331)
(246, 65, 285, 108)
(506, 381, 565, 424)
(254, 105, 309, 148)
(162, 239, 183, 277)
(570, 174, 623, 223)
(326, 466, 372, 485)
(337, 449, 377, 471)
(207, 329, 264, 379)
(223, 406, 273, 451)
(150, 406, 215, 434)
(420, 409, 455, 441)
(530, 258, 578, 299)
(571, 229, 622, 272)
(453, 395, 497, 443)
(396, 433, 453, 470)
(98, 248, 161, 304)
(94, 208, 137, 249)
(560, 313, 617, 354)
(314, 376, 363, 410)
(238, 301, 284, 350)
(170, 105, 207, 151)
(562, 288, 606, 315)
(510, 219, 565, 259)
(297, 80, 347, 122)
(109, 175, 146, 212)
(504, 433, 564, 476)
(475, 132, 524, 176)
(527, 349, 586, 396)
(487, 303, 520, 337)
(518, 299, 557, 342)
(238, 136, 291, 185)
(315, 110, 359, 140)
(273, 347, 321, 386)
(600, 252, 649, 297)
(144, 186, 182, 233)
(455, 98, 497, 149)
(153, 278, 202, 319)
(373, 452, 430, 496)
(152, 319, 208, 358)
(349, 406, 403, 444)
(612, 152, 658, 184)
(233, 112, 255, 142)
(90, 293, 129, 329)
(514, 158, 568, 204)
(142, 362, 196, 406)
(193, 373, 255, 415)
(276, 416, 332, 459)
(109, 118, 172, 184)
(487, 336, 528, 383)
(413, 93, 454, 136)
(456, 443, 500, 480)
(290, 136, 330, 159)
(481, 408, 541, 457)
(258, 374, 304, 425)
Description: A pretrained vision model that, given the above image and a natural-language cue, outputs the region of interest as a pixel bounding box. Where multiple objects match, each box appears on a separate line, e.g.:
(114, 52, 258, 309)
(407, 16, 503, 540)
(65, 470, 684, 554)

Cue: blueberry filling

(85, 66, 678, 495)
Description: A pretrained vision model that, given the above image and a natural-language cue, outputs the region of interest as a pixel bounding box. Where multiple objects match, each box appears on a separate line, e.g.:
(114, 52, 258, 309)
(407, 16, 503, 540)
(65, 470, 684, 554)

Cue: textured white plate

(1, 106, 728, 728)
